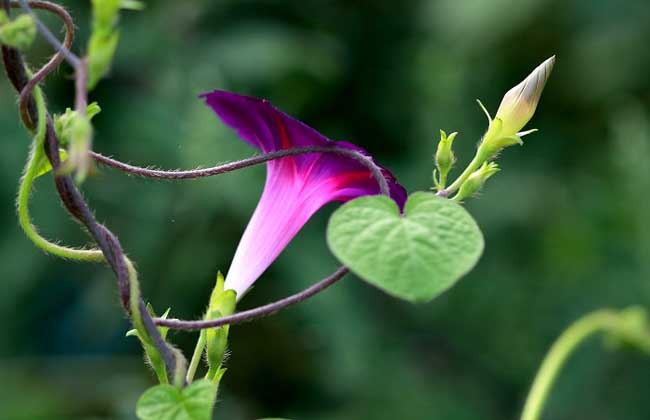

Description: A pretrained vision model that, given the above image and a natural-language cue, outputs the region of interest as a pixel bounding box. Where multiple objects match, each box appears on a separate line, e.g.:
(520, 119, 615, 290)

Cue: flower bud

(455, 162, 499, 201)
(205, 272, 236, 382)
(476, 57, 555, 161)
(435, 130, 457, 171)
(495, 56, 555, 137)
(434, 130, 457, 190)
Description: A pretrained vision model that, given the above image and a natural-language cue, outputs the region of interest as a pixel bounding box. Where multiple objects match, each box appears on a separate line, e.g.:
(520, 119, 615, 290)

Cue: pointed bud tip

(493, 56, 556, 137)
(533, 55, 556, 86)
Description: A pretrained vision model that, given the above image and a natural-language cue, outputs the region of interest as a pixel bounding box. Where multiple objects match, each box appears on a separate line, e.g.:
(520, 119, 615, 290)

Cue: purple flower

(201, 90, 406, 299)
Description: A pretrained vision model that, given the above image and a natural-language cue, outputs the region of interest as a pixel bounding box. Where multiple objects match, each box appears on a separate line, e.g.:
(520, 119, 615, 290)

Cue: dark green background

(1, 0, 649, 419)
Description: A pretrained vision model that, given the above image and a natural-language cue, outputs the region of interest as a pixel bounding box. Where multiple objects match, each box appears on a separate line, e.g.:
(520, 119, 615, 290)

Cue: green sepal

(205, 289, 236, 382)
(0, 12, 36, 50)
(209, 271, 226, 304)
(477, 118, 527, 161)
(201, 273, 236, 383)
(209, 289, 236, 318)
(205, 313, 229, 381)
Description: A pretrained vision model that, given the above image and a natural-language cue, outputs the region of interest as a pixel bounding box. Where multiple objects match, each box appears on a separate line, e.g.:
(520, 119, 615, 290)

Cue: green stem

(438, 170, 448, 191)
(16, 83, 104, 262)
(520, 310, 624, 420)
(445, 153, 483, 194)
(186, 330, 207, 384)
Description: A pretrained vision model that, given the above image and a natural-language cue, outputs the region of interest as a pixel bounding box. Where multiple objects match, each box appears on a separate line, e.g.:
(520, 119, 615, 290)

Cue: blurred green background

(2, 0, 650, 419)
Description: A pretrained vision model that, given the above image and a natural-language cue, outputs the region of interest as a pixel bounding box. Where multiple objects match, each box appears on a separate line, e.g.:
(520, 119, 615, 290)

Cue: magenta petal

(201, 90, 407, 298)
(223, 171, 330, 297)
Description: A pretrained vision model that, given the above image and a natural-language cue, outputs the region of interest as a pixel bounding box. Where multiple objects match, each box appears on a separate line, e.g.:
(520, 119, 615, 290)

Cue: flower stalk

(521, 307, 650, 420)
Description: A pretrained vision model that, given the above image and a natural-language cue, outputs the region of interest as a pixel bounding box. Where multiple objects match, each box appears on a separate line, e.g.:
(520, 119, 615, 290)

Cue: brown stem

(155, 267, 350, 330)
(2, 0, 178, 382)
(91, 145, 391, 196)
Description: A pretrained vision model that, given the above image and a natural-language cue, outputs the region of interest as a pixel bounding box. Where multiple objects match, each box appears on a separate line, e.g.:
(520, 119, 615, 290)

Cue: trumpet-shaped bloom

(201, 90, 407, 298)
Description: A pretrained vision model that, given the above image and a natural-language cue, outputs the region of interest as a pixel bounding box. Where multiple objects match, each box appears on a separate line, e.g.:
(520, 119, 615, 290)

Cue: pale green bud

(455, 162, 500, 201)
(495, 56, 555, 138)
(205, 272, 236, 382)
(476, 57, 555, 161)
(435, 130, 457, 172)
(433, 130, 458, 190)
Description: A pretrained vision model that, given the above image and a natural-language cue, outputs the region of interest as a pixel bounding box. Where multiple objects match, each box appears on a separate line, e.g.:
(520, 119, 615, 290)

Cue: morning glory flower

(201, 90, 407, 299)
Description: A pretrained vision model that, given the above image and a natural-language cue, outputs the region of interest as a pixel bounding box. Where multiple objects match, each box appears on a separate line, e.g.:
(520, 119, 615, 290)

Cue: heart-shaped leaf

(136, 379, 217, 420)
(327, 192, 484, 302)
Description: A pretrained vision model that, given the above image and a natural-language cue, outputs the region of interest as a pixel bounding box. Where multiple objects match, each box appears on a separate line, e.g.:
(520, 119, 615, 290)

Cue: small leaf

(87, 31, 120, 89)
(327, 192, 484, 302)
(34, 149, 68, 178)
(91, 0, 121, 30)
(136, 379, 217, 420)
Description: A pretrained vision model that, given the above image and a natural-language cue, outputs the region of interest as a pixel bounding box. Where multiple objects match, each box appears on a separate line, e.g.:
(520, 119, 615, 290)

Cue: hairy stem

(444, 153, 483, 195)
(156, 267, 349, 330)
(3, 0, 180, 383)
(91, 145, 391, 197)
(17, 82, 104, 261)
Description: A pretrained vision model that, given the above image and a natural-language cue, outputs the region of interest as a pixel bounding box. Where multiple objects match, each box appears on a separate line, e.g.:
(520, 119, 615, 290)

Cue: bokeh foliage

(1, 0, 649, 419)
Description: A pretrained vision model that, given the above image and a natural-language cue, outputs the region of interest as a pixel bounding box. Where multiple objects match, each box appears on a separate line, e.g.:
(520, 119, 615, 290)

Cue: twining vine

(2, 0, 390, 384)
(5, 2, 650, 420)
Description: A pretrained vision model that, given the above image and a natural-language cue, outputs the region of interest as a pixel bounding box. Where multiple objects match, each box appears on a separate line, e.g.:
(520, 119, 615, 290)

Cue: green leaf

(0, 13, 36, 50)
(34, 149, 68, 178)
(91, 0, 121, 30)
(136, 379, 217, 420)
(327, 192, 484, 302)
(87, 31, 120, 89)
